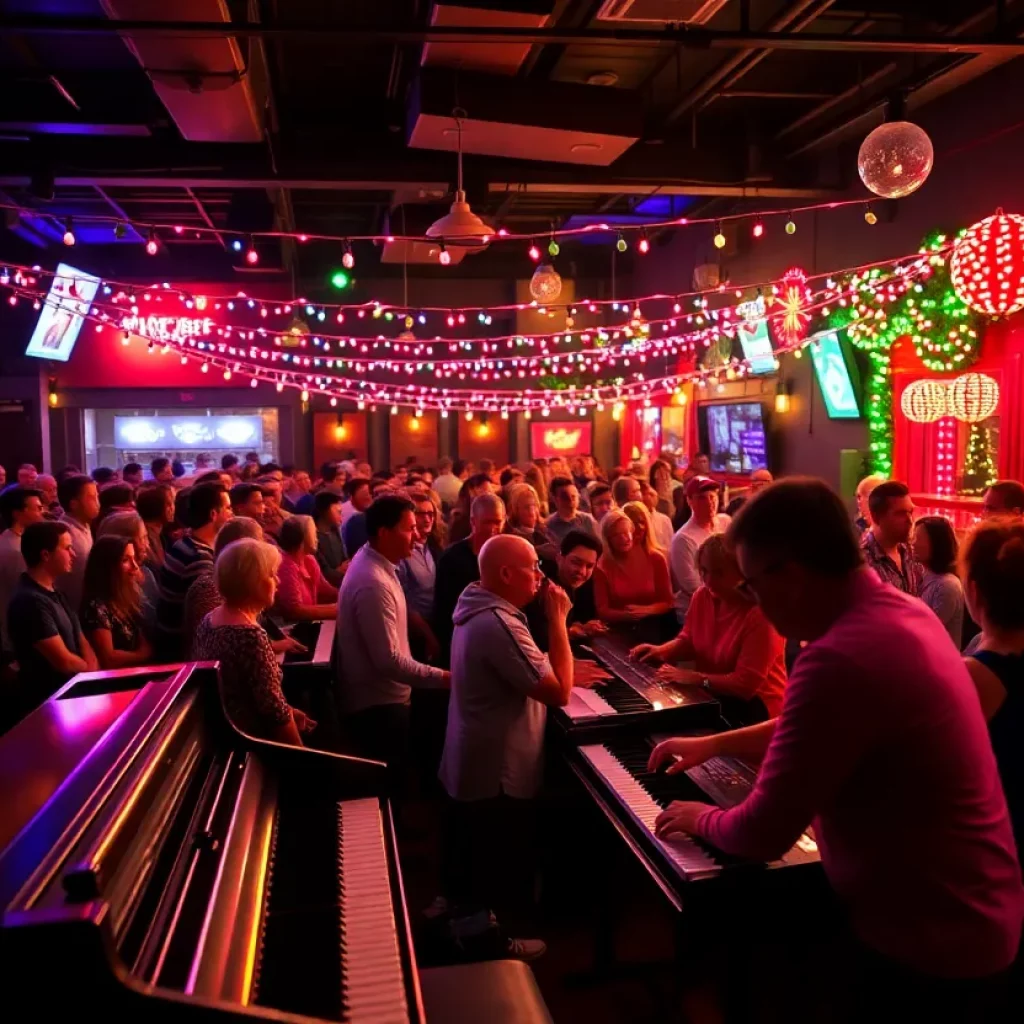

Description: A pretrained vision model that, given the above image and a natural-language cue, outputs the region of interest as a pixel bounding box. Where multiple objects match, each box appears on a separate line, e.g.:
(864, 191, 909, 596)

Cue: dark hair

(150, 457, 171, 477)
(986, 480, 1024, 515)
(221, 453, 239, 470)
(344, 476, 370, 500)
(0, 486, 42, 528)
(171, 460, 186, 478)
(649, 459, 672, 487)
(479, 459, 495, 474)
(55, 465, 82, 484)
(914, 516, 958, 575)
(366, 494, 415, 539)
(452, 459, 468, 477)
(57, 474, 95, 512)
(230, 482, 263, 509)
(21, 521, 69, 568)
(465, 472, 491, 493)
(559, 529, 603, 558)
(245, 452, 260, 462)
(136, 483, 173, 522)
(589, 483, 612, 503)
(868, 480, 910, 523)
(92, 466, 117, 486)
(549, 475, 574, 499)
(320, 462, 340, 484)
(194, 469, 223, 485)
(961, 520, 1024, 630)
(259, 462, 281, 474)
(187, 483, 227, 530)
(372, 469, 392, 481)
(277, 516, 308, 553)
(99, 483, 135, 512)
(174, 487, 191, 525)
(728, 477, 863, 577)
(499, 467, 521, 488)
(123, 462, 143, 478)
(313, 490, 343, 522)
(82, 534, 141, 620)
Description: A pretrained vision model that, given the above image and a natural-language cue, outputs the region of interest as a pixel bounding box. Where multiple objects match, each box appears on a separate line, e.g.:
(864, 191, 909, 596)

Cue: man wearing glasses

(398, 492, 443, 661)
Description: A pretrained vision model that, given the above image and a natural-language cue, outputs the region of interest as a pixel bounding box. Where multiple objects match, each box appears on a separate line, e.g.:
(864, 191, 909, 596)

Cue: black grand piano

(0, 663, 551, 1023)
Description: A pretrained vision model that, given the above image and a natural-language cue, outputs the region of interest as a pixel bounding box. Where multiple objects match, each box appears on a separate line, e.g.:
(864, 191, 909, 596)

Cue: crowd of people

(1, 448, 1023, 1012)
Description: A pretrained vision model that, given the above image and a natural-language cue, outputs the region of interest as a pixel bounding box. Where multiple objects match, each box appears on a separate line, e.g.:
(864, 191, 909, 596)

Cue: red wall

(313, 411, 367, 467)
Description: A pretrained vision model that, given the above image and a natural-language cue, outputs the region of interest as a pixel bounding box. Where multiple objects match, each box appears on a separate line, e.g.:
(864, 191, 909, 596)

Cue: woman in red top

(594, 507, 674, 640)
(631, 534, 786, 724)
(273, 514, 339, 621)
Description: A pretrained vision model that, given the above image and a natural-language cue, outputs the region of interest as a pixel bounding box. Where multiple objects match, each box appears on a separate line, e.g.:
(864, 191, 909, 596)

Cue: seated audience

(504, 483, 555, 558)
(398, 492, 443, 660)
(312, 491, 349, 587)
(587, 482, 614, 523)
(545, 530, 605, 639)
(545, 476, 598, 545)
(640, 480, 675, 551)
(340, 474, 371, 523)
(135, 483, 175, 571)
(981, 479, 1024, 519)
(854, 473, 886, 534)
(670, 476, 729, 622)
(96, 511, 160, 626)
(863, 481, 922, 596)
(912, 515, 965, 647)
(56, 474, 99, 612)
(448, 473, 496, 545)
(339, 477, 374, 554)
(0, 486, 45, 657)
(230, 482, 265, 521)
(80, 535, 152, 669)
(633, 534, 786, 724)
(193, 539, 309, 745)
(961, 518, 1024, 851)
(593, 508, 674, 636)
(648, 479, 1023, 1019)
(274, 515, 338, 621)
(7, 522, 98, 715)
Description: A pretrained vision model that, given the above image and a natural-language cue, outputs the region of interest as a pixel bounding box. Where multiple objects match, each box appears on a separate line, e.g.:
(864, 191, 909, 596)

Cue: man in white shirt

(0, 486, 45, 656)
(432, 457, 466, 509)
(670, 476, 729, 622)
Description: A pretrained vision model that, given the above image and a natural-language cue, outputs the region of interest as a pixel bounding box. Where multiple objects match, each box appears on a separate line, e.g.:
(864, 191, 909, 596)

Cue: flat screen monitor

(735, 296, 777, 374)
(809, 330, 861, 419)
(24, 263, 101, 363)
(698, 401, 769, 474)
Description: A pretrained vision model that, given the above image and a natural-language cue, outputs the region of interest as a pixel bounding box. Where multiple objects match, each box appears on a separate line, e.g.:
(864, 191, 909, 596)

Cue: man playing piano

(650, 479, 1024, 1020)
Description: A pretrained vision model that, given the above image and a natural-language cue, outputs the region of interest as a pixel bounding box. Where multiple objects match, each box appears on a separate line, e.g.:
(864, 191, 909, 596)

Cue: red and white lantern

(950, 210, 1024, 317)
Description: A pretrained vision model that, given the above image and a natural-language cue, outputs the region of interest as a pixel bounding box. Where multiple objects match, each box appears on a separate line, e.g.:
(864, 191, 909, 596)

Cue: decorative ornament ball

(950, 210, 1024, 317)
(397, 329, 416, 342)
(900, 379, 948, 424)
(948, 372, 1000, 423)
(530, 263, 562, 303)
(857, 121, 934, 199)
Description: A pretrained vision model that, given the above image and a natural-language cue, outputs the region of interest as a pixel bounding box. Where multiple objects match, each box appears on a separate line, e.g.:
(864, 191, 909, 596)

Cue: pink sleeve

(694, 645, 868, 861)
(309, 555, 338, 603)
(274, 558, 305, 618)
(651, 551, 672, 603)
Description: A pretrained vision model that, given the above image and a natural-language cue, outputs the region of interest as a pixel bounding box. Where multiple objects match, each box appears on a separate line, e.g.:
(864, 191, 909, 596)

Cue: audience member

(432, 457, 464, 509)
(135, 483, 175, 571)
(0, 487, 45, 657)
(680, 452, 710, 483)
(312, 491, 348, 587)
(96, 511, 160, 626)
(670, 476, 728, 622)
(398, 492, 444, 660)
(587, 483, 614, 524)
(35, 473, 59, 518)
(122, 462, 144, 487)
(80, 535, 152, 669)
(499, 467, 524, 492)
(7, 522, 98, 714)
(725, 468, 773, 517)
(91, 466, 118, 487)
(193, 538, 308, 745)
(274, 516, 338, 621)
(97, 483, 135, 522)
(649, 459, 675, 516)
(221, 453, 240, 476)
(640, 480, 675, 551)
(282, 468, 312, 512)
(612, 474, 642, 508)
(854, 473, 886, 534)
(981, 479, 1024, 519)
(648, 479, 1023, 1018)
(633, 534, 786, 724)
(341, 475, 371, 522)
(545, 476, 598, 546)
(17, 463, 38, 488)
(863, 481, 922, 596)
(150, 457, 174, 484)
(523, 465, 549, 517)
(230, 482, 265, 521)
(504, 483, 555, 558)
(912, 516, 965, 647)
(448, 473, 496, 545)
(258, 477, 288, 539)
(56, 474, 99, 611)
(542, 531, 605, 638)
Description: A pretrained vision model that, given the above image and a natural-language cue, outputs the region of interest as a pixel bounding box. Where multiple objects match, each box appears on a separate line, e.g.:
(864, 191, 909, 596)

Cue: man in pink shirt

(651, 479, 1023, 1015)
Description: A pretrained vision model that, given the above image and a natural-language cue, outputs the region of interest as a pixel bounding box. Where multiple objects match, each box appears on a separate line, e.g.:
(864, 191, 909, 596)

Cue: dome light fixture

(426, 111, 492, 255)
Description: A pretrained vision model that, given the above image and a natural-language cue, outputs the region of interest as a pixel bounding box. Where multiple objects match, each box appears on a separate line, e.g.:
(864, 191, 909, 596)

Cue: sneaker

(505, 937, 547, 962)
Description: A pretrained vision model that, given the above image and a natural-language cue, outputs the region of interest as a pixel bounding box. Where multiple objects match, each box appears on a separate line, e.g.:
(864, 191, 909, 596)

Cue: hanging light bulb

(438, 244, 451, 266)
(752, 221, 765, 239)
(528, 241, 541, 262)
(530, 264, 562, 303)
(548, 236, 560, 257)
(425, 111, 492, 254)
(300, 389, 310, 403)
(464, 410, 474, 421)
(615, 233, 628, 253)
(785, 217, 797, 235)
(62, 218, 76, 246)
(342, 242, 355, 270)
(245, 237, 259, 264)
(637, 232, 650, 254)
(145, 229, 159, 256)
(713, 224, 727, 249)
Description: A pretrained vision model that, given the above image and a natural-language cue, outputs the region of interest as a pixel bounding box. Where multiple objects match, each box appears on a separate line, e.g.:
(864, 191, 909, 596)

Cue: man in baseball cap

(670, 476, 728, 622)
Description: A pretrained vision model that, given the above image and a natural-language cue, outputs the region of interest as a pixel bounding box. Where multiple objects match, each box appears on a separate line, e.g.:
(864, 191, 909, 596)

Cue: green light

(616, 234, 628, 253)
(548, 239, 560, 257)
(330, 269, 351, 289)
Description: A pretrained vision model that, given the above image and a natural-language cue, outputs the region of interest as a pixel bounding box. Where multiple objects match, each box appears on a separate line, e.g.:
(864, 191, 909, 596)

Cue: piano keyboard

(563, 686, 617, 720)
(278, 619, 336, 667)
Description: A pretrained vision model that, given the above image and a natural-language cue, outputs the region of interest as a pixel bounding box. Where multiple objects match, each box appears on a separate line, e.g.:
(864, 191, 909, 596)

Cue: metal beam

(486, 182, 841, 199)
(0, 175, 452, 192)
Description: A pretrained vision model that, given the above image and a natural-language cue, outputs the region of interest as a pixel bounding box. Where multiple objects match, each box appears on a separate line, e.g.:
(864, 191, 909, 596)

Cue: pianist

(651, 479, 1024, 1016)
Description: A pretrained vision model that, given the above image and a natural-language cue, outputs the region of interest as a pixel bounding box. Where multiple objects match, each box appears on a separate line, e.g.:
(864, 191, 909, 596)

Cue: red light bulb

(753, 221, 765, 239)
(528, 244, 541, 262)
(245, 246, 259, 265)
(439, 247, 451, 266)
(637, 236, 650, 254)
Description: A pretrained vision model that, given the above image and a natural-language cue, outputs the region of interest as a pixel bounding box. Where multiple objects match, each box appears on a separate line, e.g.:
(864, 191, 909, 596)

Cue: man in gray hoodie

(438, 533, 574, 959)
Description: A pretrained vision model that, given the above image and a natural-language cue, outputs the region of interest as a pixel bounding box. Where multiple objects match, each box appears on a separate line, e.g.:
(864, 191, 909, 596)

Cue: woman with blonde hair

(274, 514, 339, 621)
(524, 464, 549, 517)
(622, 499, 662, 554)
(504, 482, 555, 558)
(593, 508, 673, 636)
(193, 538, 311, 745)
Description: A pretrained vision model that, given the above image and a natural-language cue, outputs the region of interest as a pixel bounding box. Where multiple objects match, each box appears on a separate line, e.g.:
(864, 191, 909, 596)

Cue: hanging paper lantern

(770, 267, 812, 348)
(950, 210, 1024, 317)
(948, 372, 999, 423)
(900, 379, 949, 423)
(530, 263, 562, 302)
(857, 121, 934, 199)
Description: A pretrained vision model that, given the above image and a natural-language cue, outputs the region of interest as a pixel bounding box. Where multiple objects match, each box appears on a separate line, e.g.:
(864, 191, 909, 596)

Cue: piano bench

(419, 960, 552, 1024)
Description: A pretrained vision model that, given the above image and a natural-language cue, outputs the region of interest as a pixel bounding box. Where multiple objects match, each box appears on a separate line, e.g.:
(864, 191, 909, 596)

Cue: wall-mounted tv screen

(735, 295, 777, 374)
(698, 401, 769, 474)
(24, 263, 101, 363)
(809, 330, 861, 419)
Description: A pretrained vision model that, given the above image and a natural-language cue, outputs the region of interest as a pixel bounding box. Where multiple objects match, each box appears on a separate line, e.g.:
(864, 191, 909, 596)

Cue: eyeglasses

(736, 559, 787, 599)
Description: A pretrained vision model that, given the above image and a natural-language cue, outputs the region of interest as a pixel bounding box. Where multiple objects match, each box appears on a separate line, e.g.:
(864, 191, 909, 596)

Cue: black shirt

(525, 558, 598, 652)
(432, 538, 481, 667)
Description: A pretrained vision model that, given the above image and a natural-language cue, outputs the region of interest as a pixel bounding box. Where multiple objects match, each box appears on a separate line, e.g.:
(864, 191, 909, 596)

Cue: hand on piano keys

(654, 800, 707, 839)
(273, 634, 308, 657)
(573, 658, 612, 689)
(648, 734, 718, 776)
(655, 664, 703, 687)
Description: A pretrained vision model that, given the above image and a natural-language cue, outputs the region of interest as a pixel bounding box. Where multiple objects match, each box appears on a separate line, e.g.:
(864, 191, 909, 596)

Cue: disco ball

(857, 121, 934, 199)
(530, 263, 562, 303)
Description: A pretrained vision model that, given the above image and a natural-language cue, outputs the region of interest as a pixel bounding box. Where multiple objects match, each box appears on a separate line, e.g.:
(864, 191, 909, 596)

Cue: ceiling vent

(597, 0, 728, 24)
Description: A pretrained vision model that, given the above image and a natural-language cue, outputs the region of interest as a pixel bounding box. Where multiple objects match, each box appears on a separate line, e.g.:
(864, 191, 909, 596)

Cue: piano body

(0, 661, 423, 1023)
(278, 618, 336, 670)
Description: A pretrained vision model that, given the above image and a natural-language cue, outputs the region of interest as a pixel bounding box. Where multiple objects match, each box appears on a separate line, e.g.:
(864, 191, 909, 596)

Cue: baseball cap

(684, 475, 719, 499)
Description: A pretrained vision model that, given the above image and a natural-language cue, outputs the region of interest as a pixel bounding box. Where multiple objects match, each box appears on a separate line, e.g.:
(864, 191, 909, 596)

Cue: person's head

(344, 476, 373, 511)
(623, 500, 657, 553)
(855, 473, 886, 520)
(216, 538, 281, 613)
(195, 453, 214, 470)
(99, 483, 136, 518)
(279, 514, 317, 557)
(409, 492, 437, 544)
(58, 474, 100, 525)
(452, 458, 469, 481)
(505, 483, 540, 531)
(550, 476, 579, 518)
(135, 483, 175, 525)
(600, 508, 634, 558)
(22, 521, 74, 577)
(438, 456, 453, 475)
(981, 480, 1024, 520)
(290, 469, 312, 495)
(213, 515, 264, 557)
(92, 466, 118, 487)
(17, 463, 38, 488)
(685, 475, 719, 524)
(0, 486, 44, 532)
(239, 462, 259, 482)
(912, 516, 959, 576)
(556, 530, 602, 590)
(649, 459, 672, 492)
(524, 465, 548, 503)
(371, 479, 395, 500)
(612, 474, 642, 508)
(462, 473, 494, 504)
(961, 519, 1024, 634)
(355, 461, 372, 479)
(187, 483, 232, 533)
(749, 468, 773, 493)
(577, 455, 596, 480)
(230, 482, 265, 520)
(588, 483, 614, 521)
(258, 478, 282, 514)
(697, 534, 746, 602)
(172, 459, 186, 479)
(366, 494, 417, 563)
(82, 535, 142, 616)
(150, 457, 173, 483)
(245, 451, 260, 465)
(479, 458, 496, 481)
(35, 473, 57, 507)
(96, 510, 149, 565)
(221, 453, 239, 473)
(55, 464, 81, 484)
(689, 452, 710, 475)
(313, 490, 344, 530)
(259, 463, 284, 482)
(868, 481, 914, 546)
(500, 466, 524, 490)
(478, 534, 543, 610)
(122, 462, 144, 487)
(728, 478, 864, 641)
(470, 493, 507, 548)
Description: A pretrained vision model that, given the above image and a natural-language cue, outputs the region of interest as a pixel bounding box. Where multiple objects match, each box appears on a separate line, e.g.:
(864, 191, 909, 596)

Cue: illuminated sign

(25, 263, 101, 363)
(114, 415, 263, 451)
(809, 331, 861, 419)
(530, 421, 592, 459)
(119, 314, 215, 343)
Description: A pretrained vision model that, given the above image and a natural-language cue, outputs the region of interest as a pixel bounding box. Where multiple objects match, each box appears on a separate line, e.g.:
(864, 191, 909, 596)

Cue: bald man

(855, 473, 886, 534)
(438, 534, 574, 959)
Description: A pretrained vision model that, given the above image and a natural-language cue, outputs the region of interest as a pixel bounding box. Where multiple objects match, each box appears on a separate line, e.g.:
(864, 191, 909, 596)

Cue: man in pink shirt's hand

(650, 479, 1024, 1014)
